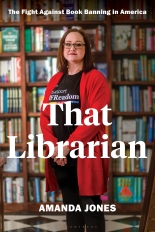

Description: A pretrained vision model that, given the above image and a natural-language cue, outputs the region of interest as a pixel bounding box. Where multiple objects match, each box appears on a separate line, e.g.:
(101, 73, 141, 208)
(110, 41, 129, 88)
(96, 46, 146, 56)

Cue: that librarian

(40, 28, 110, 232)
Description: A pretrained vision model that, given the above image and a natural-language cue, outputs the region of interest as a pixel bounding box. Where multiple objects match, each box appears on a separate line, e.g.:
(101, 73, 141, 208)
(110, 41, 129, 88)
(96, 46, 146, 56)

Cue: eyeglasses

(63, 42, 85, 49)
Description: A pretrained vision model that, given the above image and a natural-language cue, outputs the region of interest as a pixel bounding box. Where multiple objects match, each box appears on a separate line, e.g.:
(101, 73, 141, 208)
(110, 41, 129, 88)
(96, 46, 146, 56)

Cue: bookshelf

(111, 2, 155, 210)
(0, 0, 155, 214)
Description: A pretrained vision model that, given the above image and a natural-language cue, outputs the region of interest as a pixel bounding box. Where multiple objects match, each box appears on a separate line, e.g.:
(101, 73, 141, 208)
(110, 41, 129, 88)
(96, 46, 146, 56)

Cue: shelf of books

(110, 0, 155, 212)
(0, 0, 27, 213)
(0, 0, 155, 213)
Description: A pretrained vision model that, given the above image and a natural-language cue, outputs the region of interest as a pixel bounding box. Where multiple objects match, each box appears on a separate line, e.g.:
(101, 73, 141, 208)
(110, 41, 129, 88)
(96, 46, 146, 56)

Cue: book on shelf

(0, 58, 21, 83)
(28, 177, 60, 203)
(33, 0, 50, 21)
(35, 27, 44, 52)
(27, 151, 45, 173)
(112, 86, 155, 112)
(112, 0, 155, 20)
(122, 119, 136, 142)
(113, 148, 152, 173)
(43, 29, 50, 51)
(35, 60, 48, 82)
(24, 29, 31, 52)
(1, 27, 19, 52)
(112, 57, 155, 82)
(24, 0, 106, 22)
(0, 88, 21, 113)
(0, 150, 22, 172)
(0, 118, 22, 143)
(112, 26, 155, 51)
(50, 30, 64, 51)
(25, 27, 64, 52)
(27, 87, 46, 113)
(40, 179, 47, 202)
(112, 25, 132, 51)
(26, 58, 56, 82)
(2, 0, 20, 22)
(35, 177, 41, 203)
(16, 177, 24, 203)
(112, 116, 155, 143)
(5, 177, 13, 203)
(24, 26, 106, 52)
(63, 1, 74, 21)
(114, 176, 145, 203)
(3, 177, 24, 203)
(85, 26, 105, 51)
(28, 117, 42, 141)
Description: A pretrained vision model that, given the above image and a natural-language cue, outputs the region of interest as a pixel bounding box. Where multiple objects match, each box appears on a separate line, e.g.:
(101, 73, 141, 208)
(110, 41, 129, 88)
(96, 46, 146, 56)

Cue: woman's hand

(55, 158, 67, 166)
(52, 145, 70, 166)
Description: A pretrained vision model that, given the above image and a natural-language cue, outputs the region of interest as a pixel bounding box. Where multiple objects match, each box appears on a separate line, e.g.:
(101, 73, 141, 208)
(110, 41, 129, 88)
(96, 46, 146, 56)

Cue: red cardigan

(40, 69, 110, 195)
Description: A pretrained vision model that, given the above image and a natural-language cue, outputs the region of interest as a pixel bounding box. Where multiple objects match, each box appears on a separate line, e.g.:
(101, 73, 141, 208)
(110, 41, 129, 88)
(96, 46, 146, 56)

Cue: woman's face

(63, 32, 85, 65)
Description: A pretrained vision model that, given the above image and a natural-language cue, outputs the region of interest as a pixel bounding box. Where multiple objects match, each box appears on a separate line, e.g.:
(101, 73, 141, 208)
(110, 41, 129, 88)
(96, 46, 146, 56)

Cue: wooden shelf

(28, 173, 45, 177)
(0, 52, 21, 57)
(112, 50, 155, 55)
(0, 83, 21, 87)
(3, 172, 24, 177)
(0, 22, 20, 26)
(0, 113, 22, 117)
(113, 172, 148, 177)
(112, 81, 155, 86)
(0, 143, 23, 148)
(112, 19, 155, 24)
(27, 82, 47, 87)
(114, 203, 143, 213)
(28, 112, 40, 117)
(113, 112, 155, 116)
(4, 203, 26, 213)
(26, 51, 57, 56)
(25, 20, 107, 26)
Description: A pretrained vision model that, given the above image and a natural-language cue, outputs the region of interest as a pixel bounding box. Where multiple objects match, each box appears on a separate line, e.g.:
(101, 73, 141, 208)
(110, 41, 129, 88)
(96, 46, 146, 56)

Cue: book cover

(2, 151, 21, 172)
(112, 25, 132, 51)
(2, 27, 19, 52)
(115, 177, 135, 203)
(35, 60, 48, 81)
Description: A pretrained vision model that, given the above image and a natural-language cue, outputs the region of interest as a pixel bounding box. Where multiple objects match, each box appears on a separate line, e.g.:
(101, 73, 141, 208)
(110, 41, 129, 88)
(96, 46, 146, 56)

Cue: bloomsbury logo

(7, 103, 146, 159)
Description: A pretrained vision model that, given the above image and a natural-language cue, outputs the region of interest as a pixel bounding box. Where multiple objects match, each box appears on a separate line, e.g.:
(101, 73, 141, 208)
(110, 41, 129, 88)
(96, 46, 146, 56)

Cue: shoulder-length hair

(57, 28, 94, 73)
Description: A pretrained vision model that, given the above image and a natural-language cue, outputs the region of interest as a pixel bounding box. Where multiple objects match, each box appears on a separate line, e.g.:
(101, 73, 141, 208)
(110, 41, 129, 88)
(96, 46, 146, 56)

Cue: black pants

(54, 166, 105, 232)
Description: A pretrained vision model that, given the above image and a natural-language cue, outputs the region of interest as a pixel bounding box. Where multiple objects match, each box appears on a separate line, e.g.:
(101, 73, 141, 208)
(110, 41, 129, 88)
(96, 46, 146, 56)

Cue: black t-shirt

(49, 71, 82, 166)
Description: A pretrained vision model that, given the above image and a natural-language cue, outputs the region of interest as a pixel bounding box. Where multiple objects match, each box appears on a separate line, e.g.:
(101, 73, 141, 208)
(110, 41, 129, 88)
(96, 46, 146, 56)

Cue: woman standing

(40, 28, 110, 232)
